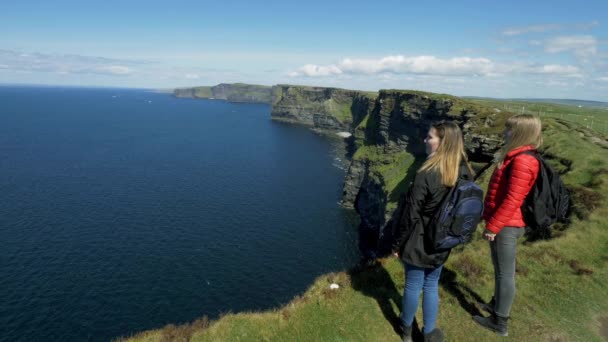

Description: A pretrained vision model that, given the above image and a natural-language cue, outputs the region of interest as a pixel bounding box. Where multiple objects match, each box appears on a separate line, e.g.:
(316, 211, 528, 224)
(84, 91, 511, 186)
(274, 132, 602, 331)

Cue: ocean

(0, 86, 360, 341)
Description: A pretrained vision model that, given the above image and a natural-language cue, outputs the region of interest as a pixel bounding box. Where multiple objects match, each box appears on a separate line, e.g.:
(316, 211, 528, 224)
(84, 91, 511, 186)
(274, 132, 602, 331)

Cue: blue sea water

(0, 86, 360, 342)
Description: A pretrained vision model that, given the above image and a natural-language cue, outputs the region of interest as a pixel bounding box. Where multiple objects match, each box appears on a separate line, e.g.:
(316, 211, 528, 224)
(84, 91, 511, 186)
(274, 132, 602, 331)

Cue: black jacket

(393, 163, 473, 268)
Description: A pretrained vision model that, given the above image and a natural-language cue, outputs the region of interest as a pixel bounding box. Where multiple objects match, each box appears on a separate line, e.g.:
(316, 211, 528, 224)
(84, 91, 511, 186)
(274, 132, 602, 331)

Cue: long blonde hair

(419, 121, 474, 187)
(496, 114, 543, 165)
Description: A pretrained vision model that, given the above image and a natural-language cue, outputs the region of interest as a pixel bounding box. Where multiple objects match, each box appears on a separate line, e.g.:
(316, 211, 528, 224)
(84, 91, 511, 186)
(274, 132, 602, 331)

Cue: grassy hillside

(469, 98, 608, 136)
(174, 83, 272, 103)
(270, 84, 378, 128)
(120, 116, 608, 341)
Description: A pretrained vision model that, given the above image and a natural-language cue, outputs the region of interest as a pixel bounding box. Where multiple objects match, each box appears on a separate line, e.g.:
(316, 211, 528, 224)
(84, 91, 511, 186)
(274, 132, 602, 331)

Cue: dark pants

(490, 226, 525, 318)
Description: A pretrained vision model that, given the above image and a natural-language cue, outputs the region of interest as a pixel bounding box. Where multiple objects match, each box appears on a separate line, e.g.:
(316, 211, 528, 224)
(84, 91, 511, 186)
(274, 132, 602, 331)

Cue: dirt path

(600, 315, 608, 341)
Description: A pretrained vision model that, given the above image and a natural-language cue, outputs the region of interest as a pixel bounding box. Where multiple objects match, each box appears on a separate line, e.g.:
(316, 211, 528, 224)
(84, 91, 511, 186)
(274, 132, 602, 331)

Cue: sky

(1, 0, 608, 101)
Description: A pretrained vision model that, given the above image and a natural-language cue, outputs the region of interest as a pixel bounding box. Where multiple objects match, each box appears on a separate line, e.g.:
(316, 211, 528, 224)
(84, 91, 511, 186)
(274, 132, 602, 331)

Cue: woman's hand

(483, 230, 497, 241)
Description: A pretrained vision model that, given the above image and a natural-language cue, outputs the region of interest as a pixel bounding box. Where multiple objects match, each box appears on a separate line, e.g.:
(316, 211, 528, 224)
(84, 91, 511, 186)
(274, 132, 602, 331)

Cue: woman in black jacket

(393, 121, 474, 342)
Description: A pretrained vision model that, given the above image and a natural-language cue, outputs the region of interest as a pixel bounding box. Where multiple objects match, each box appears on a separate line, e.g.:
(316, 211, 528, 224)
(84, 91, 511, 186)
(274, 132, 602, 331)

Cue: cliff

(270, 85, 377, 131)
(175, 83, 505, 229)
(174, 83, 272, 104)
(272, 86, 506, 231)
(345, 90, 508, 230)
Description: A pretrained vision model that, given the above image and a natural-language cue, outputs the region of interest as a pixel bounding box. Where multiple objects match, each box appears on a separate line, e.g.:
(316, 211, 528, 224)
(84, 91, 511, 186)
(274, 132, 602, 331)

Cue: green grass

(121, 117, 608, 341)
(469, 98, 608, 136)
(351, 145, 417, 211)
(174, 83, 272, 103)
(223, 83, 272, 103)
(193, 87, 213, 98)
(272, 85, 377, 126)
(325, 98, 353, 122)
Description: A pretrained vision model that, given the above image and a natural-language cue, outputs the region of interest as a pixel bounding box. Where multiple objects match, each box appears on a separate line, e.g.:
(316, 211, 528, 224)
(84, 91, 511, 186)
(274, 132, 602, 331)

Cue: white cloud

(496, 47, 514, 53)
(289, 55, 496, 77)
(185, 73, 201, 79)
(0, 49, 141, 76)
(597, 77, 608, 82)
(496, 63, 582, 78)
(501, 21, 599, 37)
(288, 64, 343, 77)
(346, 56, 495, 75)
(289, 55, 581, 79)
(579, 20, 600, 29)
(442, 78, 467, 84)
(97, 65, 131, 75)
(544, 35, 597, 58)
(503, 24, 562, 37)
(534, 64, 581, 77)
(543, 80, 569, 87)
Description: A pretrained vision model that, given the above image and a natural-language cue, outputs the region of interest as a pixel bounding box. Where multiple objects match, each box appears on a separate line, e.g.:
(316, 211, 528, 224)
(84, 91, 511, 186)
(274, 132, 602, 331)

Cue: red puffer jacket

(483, 145, 540, 234)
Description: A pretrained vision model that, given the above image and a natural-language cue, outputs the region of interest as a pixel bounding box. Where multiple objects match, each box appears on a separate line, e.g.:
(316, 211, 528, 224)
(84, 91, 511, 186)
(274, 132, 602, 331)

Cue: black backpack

(512, 151, 570, 233)
(429, 178, 484, 251)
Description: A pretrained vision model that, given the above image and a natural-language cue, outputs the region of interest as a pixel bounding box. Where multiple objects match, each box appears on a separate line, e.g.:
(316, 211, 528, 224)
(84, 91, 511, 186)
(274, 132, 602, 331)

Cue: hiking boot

(423, 328, 444, 342)
(402, 325, 413, 342)
(473, 314, 508, 337)
(479, 297, 496, 315)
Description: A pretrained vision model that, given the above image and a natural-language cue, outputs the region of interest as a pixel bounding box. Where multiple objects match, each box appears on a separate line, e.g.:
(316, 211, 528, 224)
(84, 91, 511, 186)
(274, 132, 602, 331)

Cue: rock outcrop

(271, 86, 507, 234)
(351, 90, 507, 229)
(270, 85, 377, 131)
(174, 83, 272, 104)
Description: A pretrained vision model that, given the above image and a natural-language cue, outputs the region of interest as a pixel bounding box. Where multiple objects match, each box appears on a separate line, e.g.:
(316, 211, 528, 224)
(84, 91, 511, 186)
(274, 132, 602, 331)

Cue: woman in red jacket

(473, 114, 542, 336)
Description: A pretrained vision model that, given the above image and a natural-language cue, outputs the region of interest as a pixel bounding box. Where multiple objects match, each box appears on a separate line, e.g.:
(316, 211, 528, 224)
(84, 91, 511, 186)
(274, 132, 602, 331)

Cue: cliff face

(174, 87, 200, 98)
(271, 86, 506, 233)
(270, 85, 377, 131)
(174, 83, 272, 104)
(350, 90, 507, 231)
(363, 90, 503, 159)
(180, 82, 506, 233)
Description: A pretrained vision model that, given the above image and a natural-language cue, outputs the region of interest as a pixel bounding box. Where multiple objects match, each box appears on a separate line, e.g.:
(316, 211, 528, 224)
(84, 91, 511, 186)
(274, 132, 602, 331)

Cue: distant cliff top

(174, 83, 272, 104)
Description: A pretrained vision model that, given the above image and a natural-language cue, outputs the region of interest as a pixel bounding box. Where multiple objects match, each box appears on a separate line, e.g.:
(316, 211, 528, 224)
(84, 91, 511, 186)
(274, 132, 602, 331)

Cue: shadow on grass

(347, 262, 423, 340)
(348, 262, 406, 336)
(439, 267, 484, 317)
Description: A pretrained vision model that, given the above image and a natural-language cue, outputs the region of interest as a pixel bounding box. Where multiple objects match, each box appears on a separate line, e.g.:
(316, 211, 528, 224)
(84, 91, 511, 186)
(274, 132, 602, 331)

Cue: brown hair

(419, 121, 474, 186)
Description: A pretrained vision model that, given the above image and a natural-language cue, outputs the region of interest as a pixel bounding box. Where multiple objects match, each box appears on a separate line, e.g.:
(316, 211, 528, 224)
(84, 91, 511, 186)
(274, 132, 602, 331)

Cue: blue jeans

(401, 263, 443, 334)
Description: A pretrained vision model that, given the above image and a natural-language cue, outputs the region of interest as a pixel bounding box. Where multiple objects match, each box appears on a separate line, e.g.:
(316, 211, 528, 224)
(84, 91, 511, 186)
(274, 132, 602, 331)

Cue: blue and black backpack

(429, 178, 484, 251)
